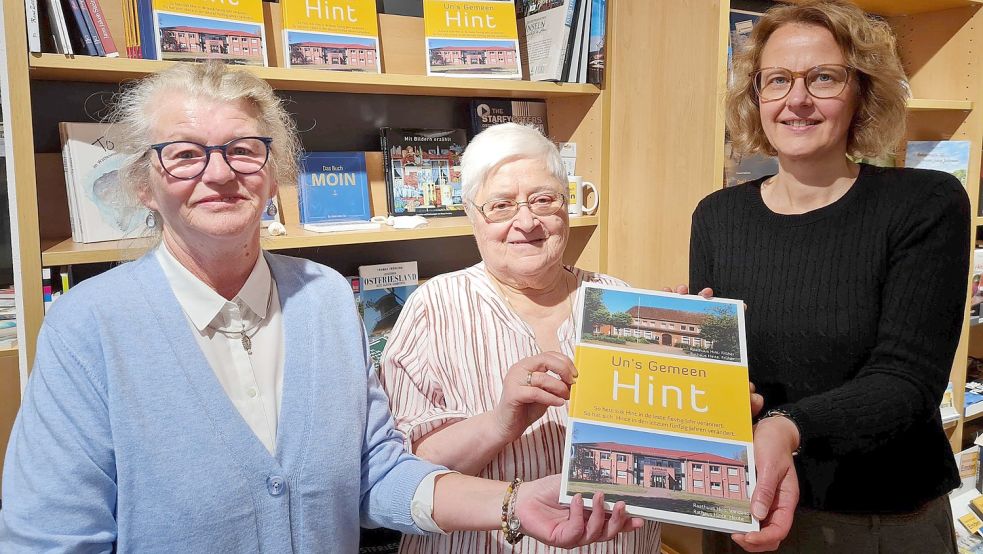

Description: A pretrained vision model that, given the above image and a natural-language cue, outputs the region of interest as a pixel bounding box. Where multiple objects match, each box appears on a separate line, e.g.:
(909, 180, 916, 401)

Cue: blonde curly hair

(727, 0, 908, 159)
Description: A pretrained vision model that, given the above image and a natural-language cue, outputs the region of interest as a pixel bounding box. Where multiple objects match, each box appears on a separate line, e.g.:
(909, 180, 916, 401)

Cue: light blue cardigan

(0, 252, 442, 552)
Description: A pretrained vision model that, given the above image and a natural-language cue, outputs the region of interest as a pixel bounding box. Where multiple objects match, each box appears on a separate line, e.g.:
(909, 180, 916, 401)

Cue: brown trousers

(703, 495, 957, 554)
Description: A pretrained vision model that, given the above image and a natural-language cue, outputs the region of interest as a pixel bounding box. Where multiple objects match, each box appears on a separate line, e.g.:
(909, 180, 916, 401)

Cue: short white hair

(461, 123, 567, 205)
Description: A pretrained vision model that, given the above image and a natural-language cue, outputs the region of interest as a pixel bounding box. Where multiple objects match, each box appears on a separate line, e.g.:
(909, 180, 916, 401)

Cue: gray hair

(106, 61, 300, 237)
(460, 122, 567, 208)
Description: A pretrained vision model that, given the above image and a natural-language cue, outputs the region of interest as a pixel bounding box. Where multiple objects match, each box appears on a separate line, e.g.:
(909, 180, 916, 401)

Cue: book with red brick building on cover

(559, 283, 759, 533)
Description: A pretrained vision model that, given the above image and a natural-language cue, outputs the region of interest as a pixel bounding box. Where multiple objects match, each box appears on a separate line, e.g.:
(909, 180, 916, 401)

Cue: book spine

(63, 0, 99, 56)
(58, 125, 83, 243)
(76, 0, 106, 56)
(45, 0, 74, 54)
(24, 0, 43, 52)
(122, 0, 139, 58)
(83, 0, 120, 57)
(137, 0, 157, 60)
(561, 0, 583, 82)
(555, 0, 578, 81)
(379, 129, 395, 217)
(587, 0, 606, 86)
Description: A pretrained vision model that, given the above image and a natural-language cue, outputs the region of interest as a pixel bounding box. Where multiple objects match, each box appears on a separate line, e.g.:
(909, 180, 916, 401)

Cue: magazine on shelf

(468, 98, 548, 137)
(140, 0, 267, 65)
(358, 261, 419, 368)
(280, 0, 380, 72)
(560, 283, 758, 533)
(904, 140, 971, 187)
(297, 152, 374, 230)
(380, 128, 468, 217)
(59, 122, 147, 244)
(516, 0, 578, 81)
(423, 0, 522, 79)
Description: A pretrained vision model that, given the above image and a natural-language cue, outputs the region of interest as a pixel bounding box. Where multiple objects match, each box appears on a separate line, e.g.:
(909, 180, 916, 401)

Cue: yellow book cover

(961, 511, 983, 535)
(152, 0, 267, 66)
(560, 283, 759, 533)
(423, 0, 521, 79)
(280, 0, 380, 72)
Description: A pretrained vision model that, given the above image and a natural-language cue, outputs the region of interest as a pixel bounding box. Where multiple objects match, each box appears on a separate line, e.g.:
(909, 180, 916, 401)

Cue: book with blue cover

(297, 152, 372, 225)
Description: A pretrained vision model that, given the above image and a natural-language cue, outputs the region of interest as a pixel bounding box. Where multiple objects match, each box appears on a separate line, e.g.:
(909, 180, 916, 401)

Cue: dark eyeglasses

(472, 191, 567, 223)
(149, 136, 273, 180)
(751, 64, 854, 102)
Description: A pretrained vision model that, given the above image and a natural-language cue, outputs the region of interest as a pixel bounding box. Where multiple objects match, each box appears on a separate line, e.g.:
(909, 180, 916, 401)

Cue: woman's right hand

(493, 352, 577, 443)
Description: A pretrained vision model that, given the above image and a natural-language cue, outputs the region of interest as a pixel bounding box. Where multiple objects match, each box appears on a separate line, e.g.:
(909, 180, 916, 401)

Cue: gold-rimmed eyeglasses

(472, 191, 567, 223)
(751, 64, 854, 102)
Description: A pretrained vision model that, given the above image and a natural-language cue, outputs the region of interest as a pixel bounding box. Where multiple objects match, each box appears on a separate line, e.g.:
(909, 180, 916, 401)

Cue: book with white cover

(517, 0, 578, 81)
(59, 122, 147, 243)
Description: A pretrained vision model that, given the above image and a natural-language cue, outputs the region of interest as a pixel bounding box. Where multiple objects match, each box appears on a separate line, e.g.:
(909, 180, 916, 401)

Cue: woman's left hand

(731, 416, 800, 552)
(515, 475, 644, 548)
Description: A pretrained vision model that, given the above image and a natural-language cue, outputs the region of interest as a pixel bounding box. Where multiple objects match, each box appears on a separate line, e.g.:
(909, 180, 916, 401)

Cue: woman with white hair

(379, 123, 663, 553)
(0, 65, 642, 552)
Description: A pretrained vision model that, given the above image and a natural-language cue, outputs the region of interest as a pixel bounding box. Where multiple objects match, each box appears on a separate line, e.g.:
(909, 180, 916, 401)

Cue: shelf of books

(28, 54, 600, 99)
(785, 0, 982, 16)
(40, 216, 601, 266)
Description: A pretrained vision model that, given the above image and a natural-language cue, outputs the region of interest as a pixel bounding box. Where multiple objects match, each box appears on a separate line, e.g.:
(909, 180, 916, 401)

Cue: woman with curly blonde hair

(691, 1, 969, 552)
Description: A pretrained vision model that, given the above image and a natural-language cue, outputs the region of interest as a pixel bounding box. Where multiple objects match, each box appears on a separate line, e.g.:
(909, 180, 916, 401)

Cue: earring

(266, 200, 278, 217)
(145, 211, 157, 229)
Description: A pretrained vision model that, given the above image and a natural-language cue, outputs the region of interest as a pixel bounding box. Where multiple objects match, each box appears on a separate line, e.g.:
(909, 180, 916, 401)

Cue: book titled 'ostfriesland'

(560, 283, 758, 534)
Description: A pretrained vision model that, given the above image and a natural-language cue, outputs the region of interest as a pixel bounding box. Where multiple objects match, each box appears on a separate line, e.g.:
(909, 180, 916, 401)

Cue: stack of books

(0, 286, 17, 348)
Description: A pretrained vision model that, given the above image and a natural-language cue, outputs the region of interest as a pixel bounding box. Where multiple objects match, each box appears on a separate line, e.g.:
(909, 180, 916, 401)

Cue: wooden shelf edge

(906, 98, 974, 112)
(786, 0, 981, 16)
(965, 410, 983, 423)
(28, 54, 600, 99)
(41, 216, 600, 265)
(0, 346, 18, 358)
(974, 216, 983, 227)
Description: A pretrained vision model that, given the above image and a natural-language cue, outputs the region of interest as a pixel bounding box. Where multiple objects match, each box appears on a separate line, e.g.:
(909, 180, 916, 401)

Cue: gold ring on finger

(526, 371, 533, 386)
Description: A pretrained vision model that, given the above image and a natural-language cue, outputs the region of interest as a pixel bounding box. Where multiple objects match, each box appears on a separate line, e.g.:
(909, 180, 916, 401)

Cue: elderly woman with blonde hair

(0, 63, 642, 551)
(380, 122, 662, 553)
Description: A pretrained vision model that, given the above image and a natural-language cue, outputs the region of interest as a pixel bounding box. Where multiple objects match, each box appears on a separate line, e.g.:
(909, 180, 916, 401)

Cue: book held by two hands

(560, 283, 758, 533)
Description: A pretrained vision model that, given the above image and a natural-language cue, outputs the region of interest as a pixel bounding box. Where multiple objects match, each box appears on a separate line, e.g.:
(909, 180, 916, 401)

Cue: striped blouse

(379, 262, 662, 554)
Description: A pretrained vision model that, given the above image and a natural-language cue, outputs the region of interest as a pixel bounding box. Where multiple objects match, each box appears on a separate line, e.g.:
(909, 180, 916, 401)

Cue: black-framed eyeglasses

(149, 136, 273, 180)
(751, 64, 854, 102)
(471, 191, 567, 223)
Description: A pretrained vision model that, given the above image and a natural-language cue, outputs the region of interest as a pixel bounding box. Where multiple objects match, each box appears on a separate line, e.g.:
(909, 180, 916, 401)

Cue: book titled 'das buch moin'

(560, 283, 758, 533)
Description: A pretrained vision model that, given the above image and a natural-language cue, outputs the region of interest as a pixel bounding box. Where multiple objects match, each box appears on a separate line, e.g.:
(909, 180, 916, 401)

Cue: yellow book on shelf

(961, 511, 983, 535)
(152, 0, 267, 66)
(559, 283, 757, 534)
(423, 0, 521, 79)
(280, 0, 380, 72)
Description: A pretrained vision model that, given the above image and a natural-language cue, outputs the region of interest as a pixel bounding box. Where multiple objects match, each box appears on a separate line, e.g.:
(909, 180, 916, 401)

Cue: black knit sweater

(689, 164, 969, 513)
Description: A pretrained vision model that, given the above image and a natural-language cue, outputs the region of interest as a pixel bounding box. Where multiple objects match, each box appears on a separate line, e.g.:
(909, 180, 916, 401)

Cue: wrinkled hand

(515, 475, 644, 548)
(732, 417, 800, 552)
(494, 353, 576, 443)
(662, 284, 714, 298)
(750, 382, 764, 418)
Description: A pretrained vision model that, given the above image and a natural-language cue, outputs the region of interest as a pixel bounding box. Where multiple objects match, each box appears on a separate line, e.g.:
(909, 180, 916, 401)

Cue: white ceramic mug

(567, 176, 599, 216)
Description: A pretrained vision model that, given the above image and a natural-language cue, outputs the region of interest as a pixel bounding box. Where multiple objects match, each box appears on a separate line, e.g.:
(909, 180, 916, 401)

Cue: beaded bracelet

(501, 477, 524, 545)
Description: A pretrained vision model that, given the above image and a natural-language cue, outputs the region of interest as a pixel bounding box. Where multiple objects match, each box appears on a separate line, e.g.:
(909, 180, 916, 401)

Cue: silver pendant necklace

(209, 278, 275, 356)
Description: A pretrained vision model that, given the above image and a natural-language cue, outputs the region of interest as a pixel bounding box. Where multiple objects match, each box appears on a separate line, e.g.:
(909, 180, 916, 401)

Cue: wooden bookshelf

(40, 216, 601, 266)
(29, 54, 600, 98)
